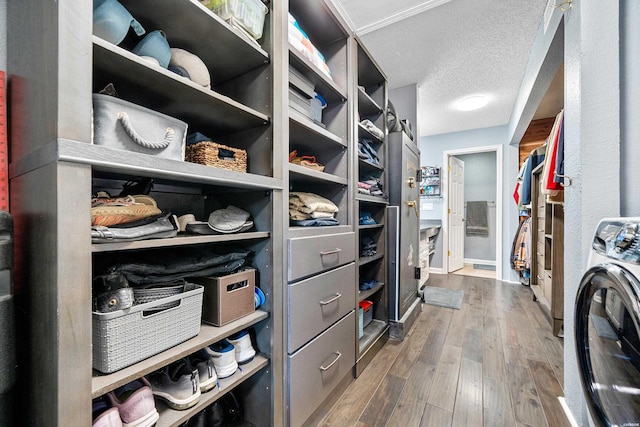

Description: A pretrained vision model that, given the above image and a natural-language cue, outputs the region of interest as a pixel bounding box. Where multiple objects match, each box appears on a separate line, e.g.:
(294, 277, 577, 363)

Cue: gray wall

(457, 152, 497, 262)
(389, 84, 418, 138)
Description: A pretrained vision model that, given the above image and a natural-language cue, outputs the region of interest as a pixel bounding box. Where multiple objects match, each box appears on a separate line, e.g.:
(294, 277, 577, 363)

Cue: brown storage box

(192, 268, 255, 326)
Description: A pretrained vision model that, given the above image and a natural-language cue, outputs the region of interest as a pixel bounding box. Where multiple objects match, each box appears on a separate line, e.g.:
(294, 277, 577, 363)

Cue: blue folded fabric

(290, 218, 340, 227)
(359, 212, 376, 225)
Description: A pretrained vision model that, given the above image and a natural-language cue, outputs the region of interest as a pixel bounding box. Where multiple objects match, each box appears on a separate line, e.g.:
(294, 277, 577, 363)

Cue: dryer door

(575, 264, 640, 427)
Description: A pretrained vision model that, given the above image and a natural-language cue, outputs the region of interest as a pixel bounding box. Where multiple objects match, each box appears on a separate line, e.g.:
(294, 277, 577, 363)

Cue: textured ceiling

(333, 0, 551, 137)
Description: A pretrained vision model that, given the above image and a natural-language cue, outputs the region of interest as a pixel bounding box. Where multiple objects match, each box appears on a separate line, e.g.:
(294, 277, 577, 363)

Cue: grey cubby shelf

(359, 282, 385, 302)
(289, 109, 346, 148)
(358, 87, 382, 117)
(358, 319, 387, 353)
(356, 194, 389, 204)
(93, 37, 270, 137)
(91, 310, 270, 398)
(358, 158, 384, 172)
(289, 46, 347, 105)
(9, 139, 283, 191)
(92, 232, 271, 253)
(358, 253, 385, 267)
(289, 163, 348, 186)
(358, 223, 384, 230)
(155, 355, 269, 427)
(357, 122, 384, 143)
(119, 0, 269, 85)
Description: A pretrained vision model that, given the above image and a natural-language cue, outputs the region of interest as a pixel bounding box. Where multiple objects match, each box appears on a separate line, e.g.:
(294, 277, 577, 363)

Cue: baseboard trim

(429, 267, 444, 274)
(558, 397, 579, 427)
(463, 258, 496, 266)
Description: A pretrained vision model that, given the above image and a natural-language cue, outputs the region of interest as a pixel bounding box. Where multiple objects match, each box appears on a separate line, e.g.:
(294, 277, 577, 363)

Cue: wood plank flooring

(317, 274, 570, 427)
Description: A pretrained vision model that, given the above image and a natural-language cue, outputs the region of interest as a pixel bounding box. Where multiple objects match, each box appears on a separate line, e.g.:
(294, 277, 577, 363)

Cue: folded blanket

(289, 192, 338, 214)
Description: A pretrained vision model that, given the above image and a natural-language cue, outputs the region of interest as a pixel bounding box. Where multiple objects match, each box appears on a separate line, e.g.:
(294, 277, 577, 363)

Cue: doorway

(442, 145, 503, 280)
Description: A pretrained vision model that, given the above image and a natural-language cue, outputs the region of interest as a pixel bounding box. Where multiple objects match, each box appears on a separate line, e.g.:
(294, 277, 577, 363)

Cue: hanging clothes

(541, 110, 564, 195)
(512, 217, 532, 271)
(553, 116, 565, 184)
(514, 157, 529, 208)
(521, 145, 546, 207)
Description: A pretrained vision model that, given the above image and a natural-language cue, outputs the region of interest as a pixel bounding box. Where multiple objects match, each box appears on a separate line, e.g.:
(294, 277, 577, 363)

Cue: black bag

(386, 100, 402, 132)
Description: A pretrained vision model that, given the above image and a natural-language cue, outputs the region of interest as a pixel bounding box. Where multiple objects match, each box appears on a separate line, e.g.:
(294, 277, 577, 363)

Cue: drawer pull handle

(319, 293, 342, 306)
(320, 248, 342, 256)
(320, 351, 342, 371)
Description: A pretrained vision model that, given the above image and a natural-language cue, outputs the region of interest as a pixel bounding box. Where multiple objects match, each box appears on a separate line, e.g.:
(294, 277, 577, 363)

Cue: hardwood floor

(317, 274, 569, 427)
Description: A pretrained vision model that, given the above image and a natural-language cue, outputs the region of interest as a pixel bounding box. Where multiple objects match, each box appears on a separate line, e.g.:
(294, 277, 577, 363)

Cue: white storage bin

(214, 0, 268, 40)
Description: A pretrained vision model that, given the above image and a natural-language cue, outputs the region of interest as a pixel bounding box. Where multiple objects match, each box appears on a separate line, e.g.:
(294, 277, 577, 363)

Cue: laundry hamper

(185, 141, 247, 173)
(92, 283, 203, 373)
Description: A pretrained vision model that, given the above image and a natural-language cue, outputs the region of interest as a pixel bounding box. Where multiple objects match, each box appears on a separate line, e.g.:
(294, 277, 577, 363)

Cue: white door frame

(442, 144, 503, 280)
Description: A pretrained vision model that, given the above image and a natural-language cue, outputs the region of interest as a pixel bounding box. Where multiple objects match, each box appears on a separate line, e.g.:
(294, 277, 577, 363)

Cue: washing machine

(575, 218, 640, 426)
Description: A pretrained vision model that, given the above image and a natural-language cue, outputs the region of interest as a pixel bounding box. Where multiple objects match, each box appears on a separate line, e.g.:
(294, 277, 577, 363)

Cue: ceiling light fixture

(456, 95, 488, 111)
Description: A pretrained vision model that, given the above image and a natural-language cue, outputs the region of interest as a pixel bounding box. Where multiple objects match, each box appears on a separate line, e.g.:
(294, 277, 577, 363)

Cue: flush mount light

(456, 95, 488, 111)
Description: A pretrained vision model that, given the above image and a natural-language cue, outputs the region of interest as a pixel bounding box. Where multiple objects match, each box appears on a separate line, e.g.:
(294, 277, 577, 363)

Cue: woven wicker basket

(185, 141, 247, 173)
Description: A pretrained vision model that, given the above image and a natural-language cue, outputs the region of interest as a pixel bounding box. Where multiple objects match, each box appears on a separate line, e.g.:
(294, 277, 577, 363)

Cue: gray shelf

(10, 139, 282, 191)
(93, 37, 270, 137)
(289, 109, 347, 148)
(289, 47, 347, 105)
(359, 223, 383, 230)
(358, 158, 384, 172)
(358, 253, 385, 267)
(91, 310, 269, 398)
(120, 0, 269, 85)
(356, 194, 389, 204)
(92, 231, 271, 253)
(358, 87, 382, 117)
(357, 122, 384, 143)
(359, 282, 385, 302)
(289, 163, 348, 186)
(358, 319, 387, 353)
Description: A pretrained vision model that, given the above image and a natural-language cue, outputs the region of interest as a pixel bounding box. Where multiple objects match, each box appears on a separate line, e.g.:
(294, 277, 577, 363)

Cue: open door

(448, 156, 465, 272)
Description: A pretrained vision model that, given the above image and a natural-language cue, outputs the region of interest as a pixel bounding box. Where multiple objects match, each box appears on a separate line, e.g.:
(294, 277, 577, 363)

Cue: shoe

(148, 359, 201, 410)
(92, 272, 134, 313)
(91, 212, 179, 243)
(91, 192, 162, 227)
(107, 378, 159, 427)
(227, 330, 256, 365)
(207, 340, 238, 378)
(206, 401, 224, 427)
(180, 401, 224, 427)
(92, 395, 123, 427)
(189, 349, 218, 393)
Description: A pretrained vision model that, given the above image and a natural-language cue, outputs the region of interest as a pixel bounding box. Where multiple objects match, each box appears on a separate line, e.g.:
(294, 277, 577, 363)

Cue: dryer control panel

(593, 218, 640, 264)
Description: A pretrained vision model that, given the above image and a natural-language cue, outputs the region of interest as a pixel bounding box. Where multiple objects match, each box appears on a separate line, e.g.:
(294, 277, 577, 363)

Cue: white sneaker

(206, 340, 238, 379)
(227, 330, 256, 365)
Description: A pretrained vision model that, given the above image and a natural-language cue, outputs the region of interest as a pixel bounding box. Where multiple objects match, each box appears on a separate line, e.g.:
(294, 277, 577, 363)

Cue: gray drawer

(288, 232, 355, 281)
(288, 263, 355, 353)
(288, 311, 355, 427)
